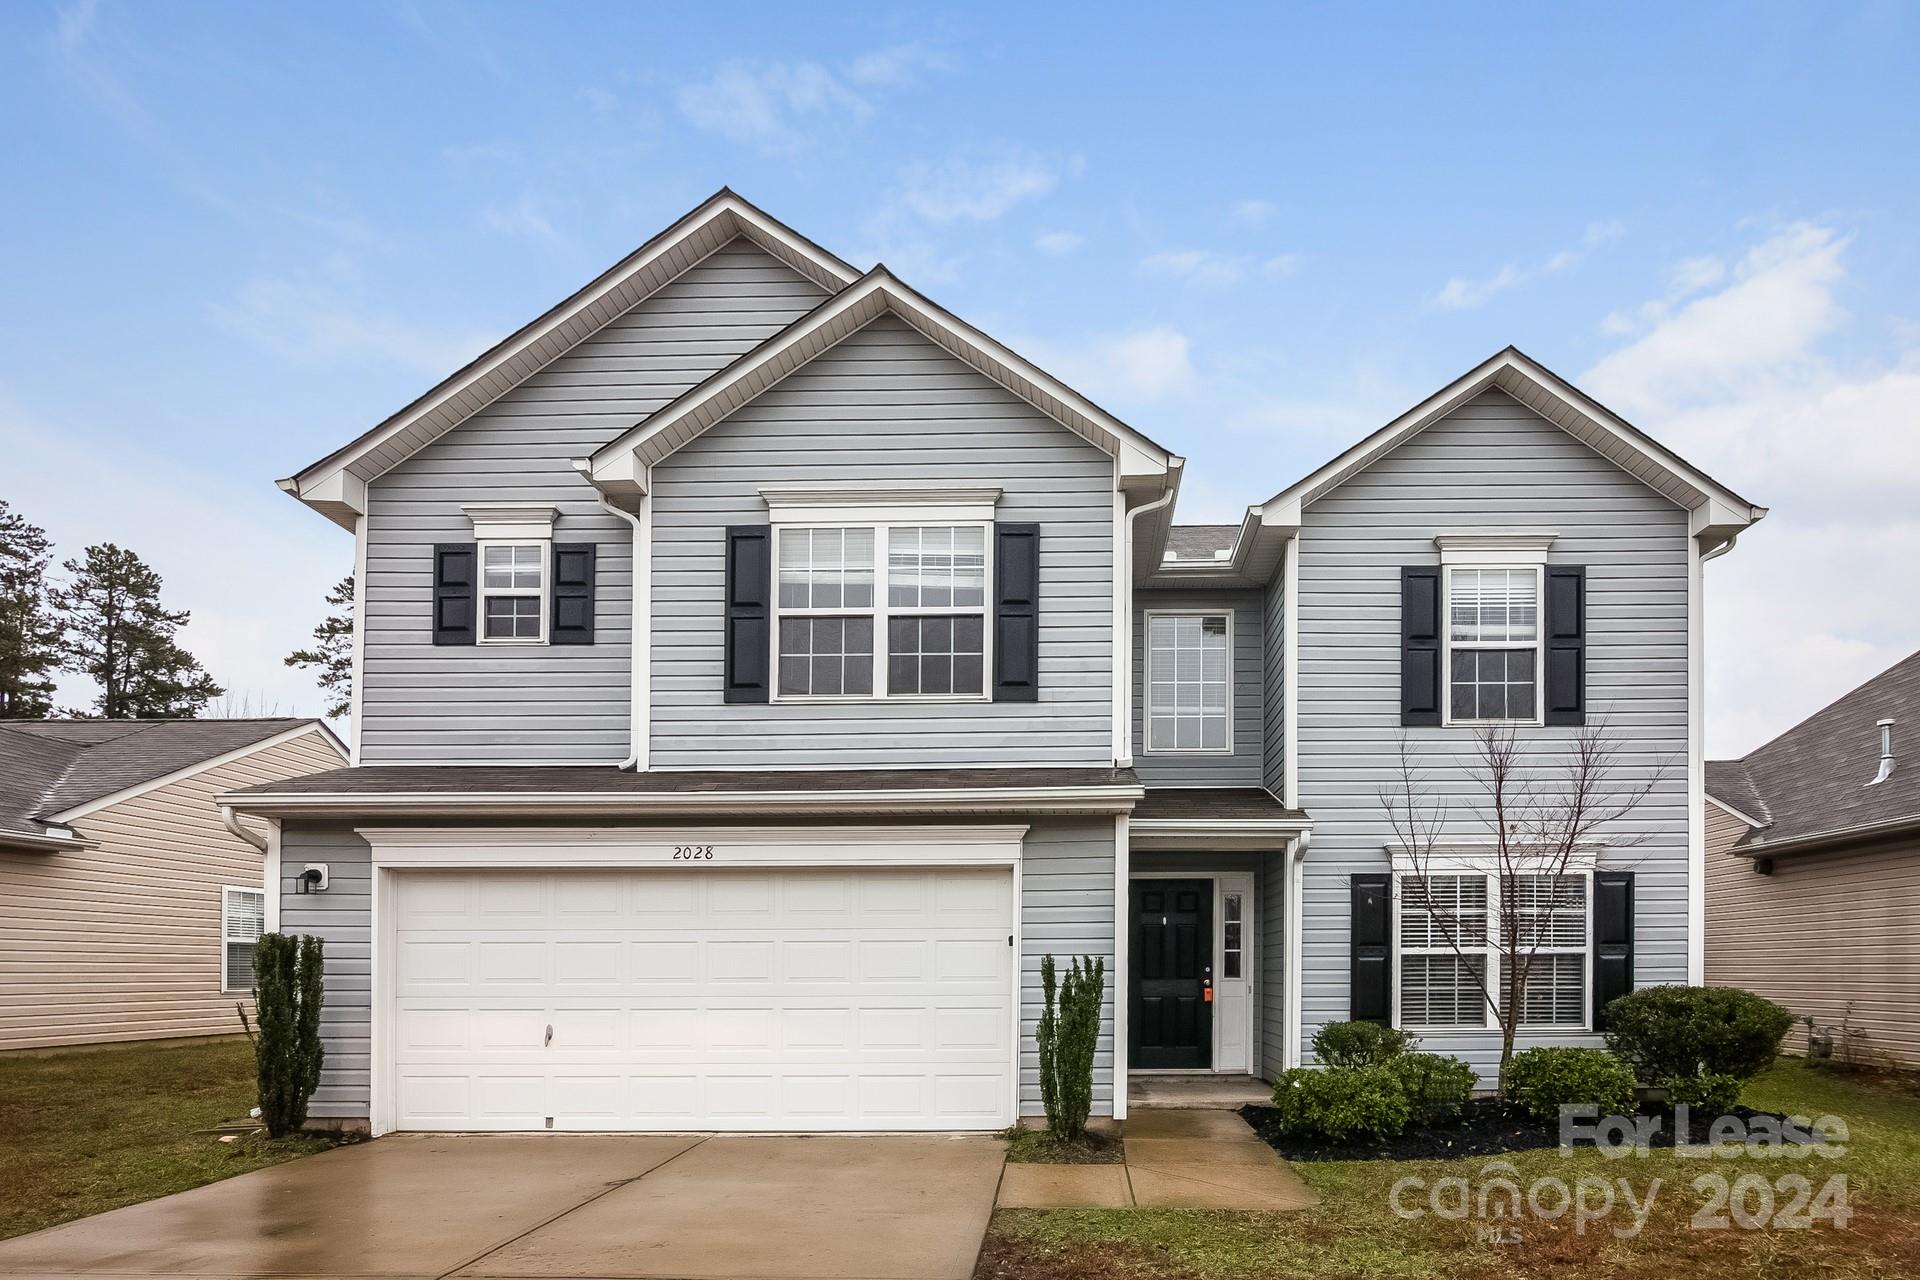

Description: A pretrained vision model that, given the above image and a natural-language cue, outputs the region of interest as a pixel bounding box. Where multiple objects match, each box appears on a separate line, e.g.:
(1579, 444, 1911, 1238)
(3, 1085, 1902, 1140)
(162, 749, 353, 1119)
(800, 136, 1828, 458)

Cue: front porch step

(1129, 1073, 1271, 1110)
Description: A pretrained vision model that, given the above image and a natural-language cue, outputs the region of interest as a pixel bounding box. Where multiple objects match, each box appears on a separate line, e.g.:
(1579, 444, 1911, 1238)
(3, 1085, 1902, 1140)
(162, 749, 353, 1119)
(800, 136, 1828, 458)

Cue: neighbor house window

(1394, 870, 1591, 1030)
(480, 542, 546, 642)
(1146, 613, 1231, 752)
(222, 886, 265, 993)
(1445, 567, 1541, 723)
(774, 523, 988, 700)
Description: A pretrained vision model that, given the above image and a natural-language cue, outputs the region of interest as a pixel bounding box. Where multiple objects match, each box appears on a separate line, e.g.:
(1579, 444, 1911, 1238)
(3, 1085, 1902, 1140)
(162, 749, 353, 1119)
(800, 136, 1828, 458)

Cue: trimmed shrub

(1603, 986, 1795, 1083)
(252, 932, 326, 1138)
(1270, 1065, 1412, 1141)
(1663, 1072, 1744, 1117)
(1385, 1052, 1478, 1125)
(1503, 1047, 1637, 1123)
(1037, 954, 1105, 1142)
(1311, 1020, 1418, 1068)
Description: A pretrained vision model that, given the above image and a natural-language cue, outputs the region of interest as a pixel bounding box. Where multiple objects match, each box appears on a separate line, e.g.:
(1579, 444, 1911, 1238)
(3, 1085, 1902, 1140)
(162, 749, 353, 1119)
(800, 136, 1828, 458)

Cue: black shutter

(432, 544, 476, 646)
(1544, 565, 1587, 726)
(723, 525, 772, 704)
(1592, 870, 1634, 1029)
(1400, 566, 1441, 726)
(1350, 873, 1393, 1025)
(550, 543, 596, 645)
(993, 522, 1040, 702)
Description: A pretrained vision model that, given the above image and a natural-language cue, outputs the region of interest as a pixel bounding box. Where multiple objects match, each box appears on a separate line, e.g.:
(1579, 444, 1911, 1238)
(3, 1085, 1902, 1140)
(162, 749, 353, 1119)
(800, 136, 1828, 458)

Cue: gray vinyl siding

(1293, 389, 1691, 1087)
(288, 816, 1115, 1124)
(649, 313, 1117, 769)
(358, 239, 828, 764)
(1262, 572, 1287, 796)
(1019, 818, 1118, 1118)
(280, 824, 372, 1120)
(1261, 844, 1288, 1077)
(1132, 590, 1265, 787)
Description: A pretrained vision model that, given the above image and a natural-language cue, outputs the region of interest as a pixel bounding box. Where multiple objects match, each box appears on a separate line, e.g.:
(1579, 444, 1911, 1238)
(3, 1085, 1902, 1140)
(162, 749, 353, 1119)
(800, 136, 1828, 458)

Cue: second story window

(1445, 567, 1540, 723)
(480, 542, 546, 643)
(1145, 612, 1231, 752)
(774, 523, 988, 701)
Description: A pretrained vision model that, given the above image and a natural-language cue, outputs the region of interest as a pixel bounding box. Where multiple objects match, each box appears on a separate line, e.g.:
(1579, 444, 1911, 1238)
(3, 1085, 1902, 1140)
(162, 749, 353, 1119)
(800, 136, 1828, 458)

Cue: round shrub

(1311, 1020, 1417, 1068)
(1663, 1072, 1744, 1117)
(1503, 1047, 1637, 1122)
(1270, 1065, 1412, 1141)
(1385, 1052, 1478, 1125)
(1603, 986, 1795, 1083)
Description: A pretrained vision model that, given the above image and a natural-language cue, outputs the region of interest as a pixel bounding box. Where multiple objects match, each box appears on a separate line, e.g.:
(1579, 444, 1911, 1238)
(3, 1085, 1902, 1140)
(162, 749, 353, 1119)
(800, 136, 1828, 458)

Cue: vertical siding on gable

(359, 240, 830, 764)
(649, 313, 1116, 769)
(0, 730, 345, 1051)
(1294, 390, 1691, 1086)
(1132, 590, 1265, 788)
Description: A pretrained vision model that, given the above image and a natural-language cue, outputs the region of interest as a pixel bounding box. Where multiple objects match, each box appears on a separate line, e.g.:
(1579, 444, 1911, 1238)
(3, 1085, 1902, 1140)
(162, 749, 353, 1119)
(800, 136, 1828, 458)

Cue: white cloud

(1138, 248, 1300, 289)
(1432, 219, 1625, 310)
(1021, 327, 1196, 403)
(675, 59, 870, 151)
(1231, 199, 1277, 226)
(211, 262, 497, 376)
(1262, 253, 1301, 280)
(844, 43, 947, 87)
(895, 145, 1064, 223)
(1578, 221, 1920, 754)
(1034, 230, 1084, 255)
(479, 192, 563, 244)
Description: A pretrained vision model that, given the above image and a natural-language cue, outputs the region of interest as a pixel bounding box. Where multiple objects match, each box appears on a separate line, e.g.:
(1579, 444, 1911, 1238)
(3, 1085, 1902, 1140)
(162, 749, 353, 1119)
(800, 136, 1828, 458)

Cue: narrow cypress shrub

(1038, 953, 1105, 1142)
(253, 932, 326, 1138)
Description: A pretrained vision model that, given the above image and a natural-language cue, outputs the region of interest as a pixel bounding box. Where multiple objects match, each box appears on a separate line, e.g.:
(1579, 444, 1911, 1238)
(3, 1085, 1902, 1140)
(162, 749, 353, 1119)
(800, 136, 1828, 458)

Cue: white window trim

(1439, 565, 1545, 728)
(1389, 867, 1594, 1035)
(221, 884, 266, 994)
(769, 520, 993, 705)
(1142, 610, 1234, 755)
(461, 503, 558, 541)
(477, 539, 549, 646)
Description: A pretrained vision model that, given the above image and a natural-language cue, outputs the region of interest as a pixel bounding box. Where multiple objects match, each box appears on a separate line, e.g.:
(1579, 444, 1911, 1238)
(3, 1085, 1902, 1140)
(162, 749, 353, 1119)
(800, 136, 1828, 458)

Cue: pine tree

(284, 576, 353, 718)
(0, 500, 62, 718)
(56, 544, 223, 718)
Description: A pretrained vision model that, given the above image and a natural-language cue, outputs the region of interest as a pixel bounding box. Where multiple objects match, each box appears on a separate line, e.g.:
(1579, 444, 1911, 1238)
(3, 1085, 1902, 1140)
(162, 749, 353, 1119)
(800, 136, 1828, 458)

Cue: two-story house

(225, 191, 1764, 1135)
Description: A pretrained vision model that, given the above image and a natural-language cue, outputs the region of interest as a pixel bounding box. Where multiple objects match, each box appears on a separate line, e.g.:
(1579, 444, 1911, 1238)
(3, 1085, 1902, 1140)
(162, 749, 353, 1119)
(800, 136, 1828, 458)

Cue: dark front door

(1130, 879, 1212, 1069)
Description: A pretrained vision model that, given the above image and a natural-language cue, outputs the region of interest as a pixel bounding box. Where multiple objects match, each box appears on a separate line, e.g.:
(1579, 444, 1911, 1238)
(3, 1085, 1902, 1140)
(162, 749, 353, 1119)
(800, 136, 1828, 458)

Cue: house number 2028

(672, 845, 715, 860)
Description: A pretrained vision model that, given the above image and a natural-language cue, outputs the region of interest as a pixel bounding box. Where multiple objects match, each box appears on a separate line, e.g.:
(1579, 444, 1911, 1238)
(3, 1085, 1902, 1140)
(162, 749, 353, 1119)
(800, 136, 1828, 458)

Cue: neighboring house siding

(0, 730, 344, 1051)
(291, 816, 1117, 1123)
(1705, 810, 1920, 1068)
(358, 239, 829, 764)
(1294, 389, 1691, 1086)
(649, 313, 1117, 769)
(1132, 590, 1266, 788)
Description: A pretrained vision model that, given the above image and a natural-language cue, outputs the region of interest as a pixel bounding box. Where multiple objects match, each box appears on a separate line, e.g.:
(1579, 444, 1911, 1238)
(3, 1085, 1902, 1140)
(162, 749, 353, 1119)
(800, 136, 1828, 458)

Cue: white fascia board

(50, 723, 348, 825)
(1704, 792, 1768, 831)
(1129, 817, 1312, 852)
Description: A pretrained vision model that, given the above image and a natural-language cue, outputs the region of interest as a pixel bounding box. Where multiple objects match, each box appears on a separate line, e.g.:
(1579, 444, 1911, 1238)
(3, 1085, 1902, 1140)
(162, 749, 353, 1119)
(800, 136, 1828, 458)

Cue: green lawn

(0, 1037, 339, 1240)
(982, 1064, 1920, 1280)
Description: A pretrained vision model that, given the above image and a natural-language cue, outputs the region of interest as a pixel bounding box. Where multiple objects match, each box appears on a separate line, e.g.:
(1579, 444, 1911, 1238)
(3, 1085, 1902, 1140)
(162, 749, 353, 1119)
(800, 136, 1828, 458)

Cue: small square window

(485, 595, 542, 640)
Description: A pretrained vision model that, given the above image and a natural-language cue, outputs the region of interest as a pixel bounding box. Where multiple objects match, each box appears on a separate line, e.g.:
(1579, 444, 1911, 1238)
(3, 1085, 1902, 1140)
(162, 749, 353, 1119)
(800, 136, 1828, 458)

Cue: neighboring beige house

(1706, 650, 1920, 1068)
(0, 718, 346, 1051)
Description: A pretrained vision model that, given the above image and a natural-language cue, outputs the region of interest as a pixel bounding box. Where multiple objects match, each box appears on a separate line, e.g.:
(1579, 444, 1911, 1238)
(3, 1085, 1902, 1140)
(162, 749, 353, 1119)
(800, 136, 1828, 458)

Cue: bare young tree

(1381, 721, 1664, 1088)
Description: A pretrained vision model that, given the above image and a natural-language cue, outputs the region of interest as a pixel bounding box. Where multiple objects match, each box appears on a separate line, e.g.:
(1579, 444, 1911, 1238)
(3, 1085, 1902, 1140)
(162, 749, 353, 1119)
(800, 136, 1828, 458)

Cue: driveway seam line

(432, 1135, 711, 1280)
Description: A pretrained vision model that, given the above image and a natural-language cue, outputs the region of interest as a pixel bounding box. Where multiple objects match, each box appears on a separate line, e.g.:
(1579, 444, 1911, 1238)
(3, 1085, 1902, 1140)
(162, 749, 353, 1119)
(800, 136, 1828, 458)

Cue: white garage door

(389, 866, 1015, 1131)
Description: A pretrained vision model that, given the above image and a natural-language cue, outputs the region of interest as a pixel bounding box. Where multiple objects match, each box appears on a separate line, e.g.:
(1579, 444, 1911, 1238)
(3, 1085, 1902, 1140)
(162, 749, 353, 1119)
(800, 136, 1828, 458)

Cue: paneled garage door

(389, 867, 1015, 1131)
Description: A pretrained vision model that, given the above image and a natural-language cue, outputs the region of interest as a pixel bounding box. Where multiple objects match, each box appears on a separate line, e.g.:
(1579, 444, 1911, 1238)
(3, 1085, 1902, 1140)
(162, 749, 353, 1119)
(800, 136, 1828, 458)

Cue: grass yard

(981, 1064, 1920, 1280)
(0, 1037, 340, 1241)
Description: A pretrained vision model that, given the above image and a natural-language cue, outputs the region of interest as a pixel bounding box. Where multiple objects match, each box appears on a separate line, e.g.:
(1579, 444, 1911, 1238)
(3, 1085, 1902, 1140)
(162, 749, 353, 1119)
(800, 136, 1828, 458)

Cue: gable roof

(585, 267, 1177, 495)
(0, 719, 343, 850)
(1707, 649, 1920, 856)
(1258, 347, 1765, 542)
(279, 189, 862, 529)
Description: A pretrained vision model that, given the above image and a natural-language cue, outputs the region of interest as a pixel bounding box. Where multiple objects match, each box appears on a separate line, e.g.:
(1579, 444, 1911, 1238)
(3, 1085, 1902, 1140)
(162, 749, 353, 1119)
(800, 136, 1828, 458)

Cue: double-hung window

(1394, 868, 1591, 1031)
(1145, 612, 1231, 752)
(1444, 566, 1541, 723)
(773, 522, 988, 700)
(221, 886, 265, 993)
(480, 542, 546, 642)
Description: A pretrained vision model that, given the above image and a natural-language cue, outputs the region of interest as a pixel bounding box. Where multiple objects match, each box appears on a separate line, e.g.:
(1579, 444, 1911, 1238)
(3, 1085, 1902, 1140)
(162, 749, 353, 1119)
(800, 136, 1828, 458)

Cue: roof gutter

(1739, 813, 1920, 861)
(0, 827, 98, 853)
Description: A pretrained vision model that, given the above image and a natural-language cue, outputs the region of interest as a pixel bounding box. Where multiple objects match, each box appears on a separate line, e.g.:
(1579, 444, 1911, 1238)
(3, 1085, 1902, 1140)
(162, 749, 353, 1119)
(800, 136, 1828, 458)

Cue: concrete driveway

(0, 1133, 1005, 1280)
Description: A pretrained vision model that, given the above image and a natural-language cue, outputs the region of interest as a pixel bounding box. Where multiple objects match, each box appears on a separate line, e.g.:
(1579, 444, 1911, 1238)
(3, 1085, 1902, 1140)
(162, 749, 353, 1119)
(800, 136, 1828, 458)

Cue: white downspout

(1119, 478, 1180, 766)
(221, 804, 268, 853)
(592, 480, 651, 772)
(1283, 827, 1312, 1069)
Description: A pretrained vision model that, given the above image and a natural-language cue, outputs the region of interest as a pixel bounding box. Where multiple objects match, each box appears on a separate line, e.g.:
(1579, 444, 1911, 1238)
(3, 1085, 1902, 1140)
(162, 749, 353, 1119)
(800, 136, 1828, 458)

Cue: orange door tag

(1203, 987, 1214, 1003)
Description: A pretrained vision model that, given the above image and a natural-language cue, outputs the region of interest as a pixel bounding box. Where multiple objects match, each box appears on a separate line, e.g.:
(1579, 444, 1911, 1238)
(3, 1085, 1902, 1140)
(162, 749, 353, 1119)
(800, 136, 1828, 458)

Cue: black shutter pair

(1348, 869, 1636, 1031)
(1399, 563, 1587, 725)
(721, 522, 1040, 703)
(431, 543, 595, 646)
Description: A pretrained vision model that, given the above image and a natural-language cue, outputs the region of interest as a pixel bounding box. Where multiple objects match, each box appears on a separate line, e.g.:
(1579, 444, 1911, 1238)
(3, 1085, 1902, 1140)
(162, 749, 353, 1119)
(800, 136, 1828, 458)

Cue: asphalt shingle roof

(1163, 525, 1240, 561)
(1706, 649, 1920, 851)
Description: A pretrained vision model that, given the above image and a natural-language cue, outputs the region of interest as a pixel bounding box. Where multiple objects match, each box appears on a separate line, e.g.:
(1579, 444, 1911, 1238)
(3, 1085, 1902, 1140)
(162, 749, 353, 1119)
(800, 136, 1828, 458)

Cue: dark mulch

(1239, 1099, 1822, 1162)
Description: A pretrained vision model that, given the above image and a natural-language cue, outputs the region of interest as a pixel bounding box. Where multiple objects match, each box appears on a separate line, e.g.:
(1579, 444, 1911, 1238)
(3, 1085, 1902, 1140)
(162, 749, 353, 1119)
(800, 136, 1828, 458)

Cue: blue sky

(3, 1, 1916, 754)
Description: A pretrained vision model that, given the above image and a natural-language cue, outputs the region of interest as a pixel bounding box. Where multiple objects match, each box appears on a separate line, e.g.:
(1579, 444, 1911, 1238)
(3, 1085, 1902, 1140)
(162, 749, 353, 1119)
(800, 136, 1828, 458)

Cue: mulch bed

(1239, 1099, 1818, 1162)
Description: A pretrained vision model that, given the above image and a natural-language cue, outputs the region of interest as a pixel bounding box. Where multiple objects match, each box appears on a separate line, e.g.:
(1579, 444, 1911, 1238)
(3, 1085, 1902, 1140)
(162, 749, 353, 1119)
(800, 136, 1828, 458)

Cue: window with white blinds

(1397, 874, 1491, 1028)
(1445, 566, 1542, 723)
(222, 886, 266, 993)
(1145, 612, 1232, 752)
(1394, 870, 1591, 1030)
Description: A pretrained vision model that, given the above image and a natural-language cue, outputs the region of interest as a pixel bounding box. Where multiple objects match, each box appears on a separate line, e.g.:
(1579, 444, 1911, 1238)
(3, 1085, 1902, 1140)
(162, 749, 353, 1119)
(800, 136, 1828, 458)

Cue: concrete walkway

(0, 1133, 1005, 1279)
(998, 1109, 1317, 1210)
